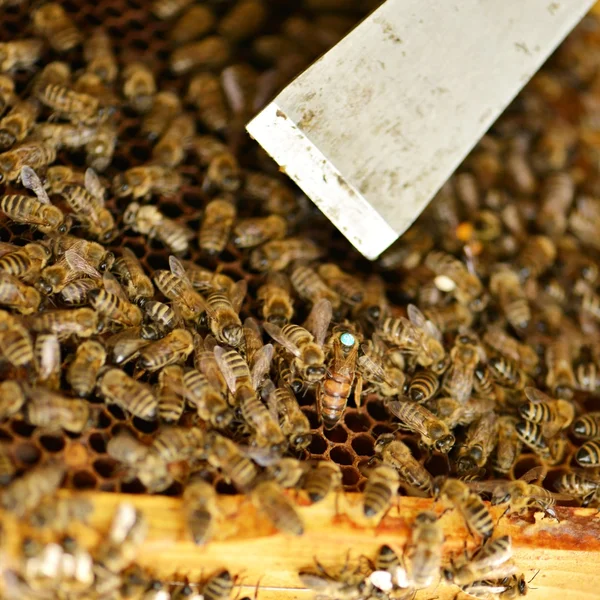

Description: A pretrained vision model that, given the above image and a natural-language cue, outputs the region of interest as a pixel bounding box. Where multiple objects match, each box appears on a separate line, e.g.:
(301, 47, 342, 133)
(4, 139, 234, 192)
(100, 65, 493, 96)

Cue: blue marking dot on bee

(340, 332, 355, 347)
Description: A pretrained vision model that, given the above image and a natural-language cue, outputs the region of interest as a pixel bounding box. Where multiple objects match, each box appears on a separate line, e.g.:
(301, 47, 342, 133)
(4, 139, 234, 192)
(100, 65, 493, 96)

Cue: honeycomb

(0, 0, 598, 509)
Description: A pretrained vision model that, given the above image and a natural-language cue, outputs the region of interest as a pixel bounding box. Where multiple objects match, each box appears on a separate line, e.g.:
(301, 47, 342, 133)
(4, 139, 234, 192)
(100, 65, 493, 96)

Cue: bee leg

(354, 374, 363, 408)
(582, 492, 595, 508)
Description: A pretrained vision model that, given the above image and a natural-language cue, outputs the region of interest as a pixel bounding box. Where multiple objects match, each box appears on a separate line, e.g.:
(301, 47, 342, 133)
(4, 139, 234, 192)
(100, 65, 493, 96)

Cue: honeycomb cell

(14, 442, 41, 466)
(120, 479, 147, 494)
(512, 455, 543, 480)
(39, 435, 66, 453)
(323, 426, 348, 444)
(72, 470, 98, 490)
(132, 418, 159, 434)
(303, 409, 320, 429)
(215, 480, 237, 495)
(341, 466, 360, 487)
(108, 405, 127, 421)
(351, 435, 375, 457)
(366, 400, 388, 422)
(344, 412, 371, 433)
(10, 421, 36, 439)
(308, 434, 327, 456)
(89, 433, 107, 454)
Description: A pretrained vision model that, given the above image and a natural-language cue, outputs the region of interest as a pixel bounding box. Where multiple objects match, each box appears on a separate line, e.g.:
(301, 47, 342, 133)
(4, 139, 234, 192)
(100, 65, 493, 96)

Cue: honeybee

(89, 273, 143, 328)
(86, 123, 117, 172)
(518, 387, 574, 438)
(183, 475, 218, 545)
(38, 248, 104, 296)
(433, 478, 494, 541)
(28, 497, 93, 530)
(375, 434, 433, 495)
(138, 328, 194, 372)
(536, 173, 575, 237)
(0, 242, 51, 283)
(456, 413, 499, 474)
(198, 197, 236, 256)
(34, 332, 61, 390)
(494, 416, 521, 476)
(352, 274, 390, 327)
(203, 569, 235, 600)
(113, 248, 154, 307)
(151, 426, 205, 463)
(317, 263, 364, 307)
(97, 368, 158, 420)
(575, 440, 600, 468)
(407, 369, 439, 403)
(152, 113, 195, 168)
(25, 386, 91, 433)
(31, 122, 97, 151)
(251, 480, 304, 536)
(428, 395, 495, 430)
(264, 298, 331, 387)
(0, 142, 57, 183)
(257, 272, 294, 327)
(204, 430, 258, 492)
(143, 301, 180, 338)
(114, 165, 182, 199)
(157, 365, 186, 423)
(517, 235, 556, 280)
(488, 356, 529, 390)
(443, 333, 483, 403)
(0, 271, 41, 314)
(388, 400, 455, 454)
(299, 559, 366, 600)
(192, 135, 241, 193)
(0, 74, 14, 114)
(291, 264, 341, 310)
(179, 260, 235, 295)
(362, 463, 400, 519)
(0, 39, 43, 73)
(244, 171, 297, 216)
(403, 511, 444, 590)
(514, 420, 564, 464)
(170, 36, 231, 75)
(266, 383, 312, 450)
(124, 203, 192, 253)
(36, 83, 112, 126)
(184, 368, 231, 429)
(32, 3, 81, 52)
(219, 0, 267, 42)
(249, 237, 322, 272)
(232, 215, 286, 250)
(83, 28, 117, 84)
(169, 5, 216, 45)
(203, 281, 246, 348)
(187, 75, 229, 134)
(303, 461, 342, 503)
(67, 340, 106, 398)
(153, 257, 206, 321)
(0, 309, 34, 366)
(489, 269, 531, 331)
(1, 462, 65, 517)
(141, 91, 181, 141)
(0, 98, 39, 150)
(573, 411, 600, 440)
(318, 331, 359, 428)
(555, 471, 600, 506)
(0, 380, 25, 419)
(221, 63, 258, 124)
(545, 337, 576, 399)
(122, 62, 156, 113)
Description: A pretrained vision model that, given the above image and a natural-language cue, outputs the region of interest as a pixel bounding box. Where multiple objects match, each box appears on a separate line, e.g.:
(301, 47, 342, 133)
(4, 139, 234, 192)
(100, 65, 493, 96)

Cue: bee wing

(251, 343, 274, 390)
(169, 255, 193, 286)
(244, 316, 262, 338)
(519, 466, 546, 484)
(524, 386, 553, 404)
(479, 563, 520, 581)
(21, 166, 51, 205)
(304, 298, 332, 346)
(64, 249, 102, 279)
(467, 480, 505, 494)
(387, 400, 429, 437)
(422, 318, 442, 342)
(528, 491, 574, 503)
(37, 334, 60, 379)
(263, 322, 301, 357)
(229, 279, 247, 313)
(84, 168, 105, 206)
(407, 303, 426, 328)
(213, 345, 238, 394)
(357, 352, 387, 383)
(103, 272, 129, 302)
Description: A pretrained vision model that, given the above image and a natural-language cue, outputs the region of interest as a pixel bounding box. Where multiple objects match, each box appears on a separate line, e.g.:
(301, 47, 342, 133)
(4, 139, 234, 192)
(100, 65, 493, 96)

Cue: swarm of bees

(0, 0, 599, 598)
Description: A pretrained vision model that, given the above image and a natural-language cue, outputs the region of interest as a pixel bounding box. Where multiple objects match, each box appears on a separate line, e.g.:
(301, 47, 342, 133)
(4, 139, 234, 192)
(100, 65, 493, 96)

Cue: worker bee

(244, 171, 297, 216)
(38, 248, 104, 296)
(67, 340, 106, 398)
(232, 215, 287, 250)
(113, 248, 154, 307)
(30, 122, 97, 152)
(153, 257, 207, 321)
(204, 430, 258, 492)
(555, 471, 600, 506)
(25, 386, 91, 433)
(488, 356, 529, 390)
(356, 339, 406, 402)
(352, 273, 390, 329)
(143, 301, 180, 338)
(443, 333, 483, 404)
(97, 368, 158, 420)
(0, 310, 34, 367)
(317, 263, 364, 307)
(251, 480, 304, 536)
(141, 91, 181, 141)
(114, 165, 182, 199)
(250, 237, 323, 273)
(545, 337, 576, 399)
(138, 328, 194, 372)
(152, 113, 195, 168)
(425, 250, 483, 307)
(257, 272, 294, 326)
(494, 416, 522, 476)
(170, 36, 231, 75)
(0, 98, 39, 150)
(34, 332, 61, 390)
(408, 369, 439, 403)
(318, 331, 359, 428)
(388, 400, 455, 454)
(456, 413, 499, 474)
(198, 196, 236, 256)
(0, 75, 15, 116)
(122, 62, 156, 113)
(428, 395, 495, 430)
(0, 380, 25, 419)
(518, 387, 574, 438)
(573, 411, 600, 440)
(83, 28, 117, 83)
(0, 242, 51, 283)
(433, 477, 494, 541)
(89, 273, 143, 328)
(489, 268, 531, 331)
(2, 462, 65, 517)
(124, 203, 192, 253)
(266, 383, 312, 450)
(536, 172, 575, 237)
(150, 426, 204, 464)
(0, 271, 41, 314)
(183, 368, 231, 428)
(514, 420, 565, 464)
(202, 569, 235, 600)
(0, 142, 57, 184)
(157, 365, 186, 423)
(517, 235, 556, 280)
(362, 463, 400, 519)
(375, 434, 432, 495)
(29, 496, 93, 532)
(303, 461, 342, 503)
(219, 0, 267, 42)
(192, 135, 241, 193)
(291, 264, 341, 310)
(86, 123, 117, 172)
(32, 3, 81, 52)
(187, 75, 229, 133)
(299, 558, 367, 600)
(178, 260, 235, 295)
(575, 440, 600, 468)
(203, 280, 246, 347)
(0, 39, 43, 73)
(183, 475, 218, 546)
(169, 4, 216, 45)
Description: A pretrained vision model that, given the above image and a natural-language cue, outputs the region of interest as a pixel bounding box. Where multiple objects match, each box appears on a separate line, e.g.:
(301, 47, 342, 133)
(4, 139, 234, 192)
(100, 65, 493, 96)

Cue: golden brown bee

(514, 421, 565, 465)
(0, 98, 39, 150)
(0, 74, 14, 114)
(141, 91, 181, 141)
(576, 439, 600, 468)
(86, 123, 117, 172)
(183, 368, 232, 428)
(352, 273, 390, 325)
(0, 141, 57, 183)
(183, 475, 218, 546)
(170, 4, 216, 44)
(266, 383, 312, 450)
(0, 242, 51, 283)
(0, 39, 43, 72)
(204, 430, 258, 492)
(124, 203, 192, 254)
(388, 400, 455, 454)
(483, 326, 539, 374)
(221, 63, 258, 123)
(89, 273, 143, 328)
(83, 28, 117, 84)
(122, 62, 156, 113)
(97, 368, 158, 420)
(250, 237, 322, 272)
(31, 122, 98, 151)
(303, 461, 342, 503)
(25, 386, 90, 433)
(116, 167, 183, 201)
(180, 260, 235, 295)
(143, 301, 179, 338)
(198, 196, 236, 256)
(219, 0, 267, 42)
(489, 268, 531, 331)
(433, 477, 494, 541)
(536, 172, 575, 237)
(404, 511, 445, 590)
(494, 416, 522, 475)
(456, 413, 499, 474)
(157, 364, 186, 423)
(232, 215, 287, 249)
(290, 264, 341, 310)
(265, 457, 307, 489)
(408, 369, 439, 403)
(151, 426, 204, 463)
(0, 271, 41, 314)
(518, 387, 574, 438)
(317, 263, 364, 307)
(573, 411, 600, 440)
(443, 332, 482, 404)
(375, 433, 433, 495)
(488, 356, 529, 390)
(152, 0, 193, 19)
(0, 380, 25, 419)
(67, 340, 106, 398)
(34, 332, 61, 390)
(192, 135, 241, 193)
(257, 271, 294, 327)
(362, 463, 400, 519)
(28, 496, 93, 530)
(113, 248, 154, 307)
(545, 337, 575, 399)
(38, 250, 104, 296)
(425, 250, 483, 307)
(357, 339, 406, 401)
(202, 569, 234, 600)
(138, 328, 194, 373)
(0, 309, 34, 367)
(244, 171, 297, 216)
(187, 75, 229, 134)
(251, 480, 304, 536)
(170, 36, 231, 75)
(1, 462, 65, 517)
(556, 471, 600, 506)
(428, 396, 495, 430)
(203, 281, 246, 348)
(517, 235, 556, 281)
(32, 3, 82, 52)
(151, 113, 195, 168)
(48, 233, 113, 269)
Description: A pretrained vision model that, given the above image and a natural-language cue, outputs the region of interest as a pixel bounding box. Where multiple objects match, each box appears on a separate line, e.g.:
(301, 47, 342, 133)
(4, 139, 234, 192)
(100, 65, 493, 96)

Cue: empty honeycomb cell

(14, 442, 41, 466)
(425, 454, 450, 478)
(344, 412, 371, 433)
(307, 434, 327, 456)
(10, 420, 36, 439)
(323, 425, 348, 444)
(215, 480, 237, 495)
(107, 405, 127, 421)
(351, 435, 374, 457)
(370, 424, 395, 439)
(93, 458, 118, 478)
(100, 481, 117, 492)
(366, 400, 388, 422)
(146, 253, 171, 271)
(132, 418, 160, 435)
(120, 479, 147, 494)
(512, 455, 543, 480)
(96, 411, 113, 430)
(341, 466, 360, 487)
(329, 446, 354, 466)
(72, 470, 98, 490)
(39, 435, 66, 453)
(0, 429, 14, 443)
(89, 433, 108, 454)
